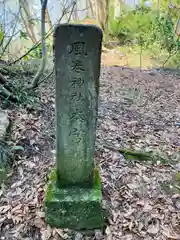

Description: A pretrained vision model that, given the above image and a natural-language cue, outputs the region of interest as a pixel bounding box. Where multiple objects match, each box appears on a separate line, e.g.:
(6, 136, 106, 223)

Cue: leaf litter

(0, 52, 180, 239)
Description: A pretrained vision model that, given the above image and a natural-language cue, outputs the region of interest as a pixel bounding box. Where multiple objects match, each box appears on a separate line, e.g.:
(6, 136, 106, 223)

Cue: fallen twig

(104, 144, 170, 164)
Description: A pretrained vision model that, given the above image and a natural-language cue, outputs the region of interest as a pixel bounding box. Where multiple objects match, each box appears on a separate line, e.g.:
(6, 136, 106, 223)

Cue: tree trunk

(156, 0, 160, 10)
(45, 8, 53, 31)
(88, 0, 95, 18)
(114, 0, 121, 19)
(40, 0, 53, 31)
(19, 0, 38, 44)
(29, 0, 48, 89)
(95, 0, 109, 41)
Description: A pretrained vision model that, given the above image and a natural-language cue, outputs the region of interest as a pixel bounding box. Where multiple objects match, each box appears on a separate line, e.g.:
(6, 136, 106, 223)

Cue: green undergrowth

(1, 85, 39, 109)
(162, 172, 180, 194)
(108, 5, 180, 69)
(0, 67, 41, 108)
(117, 45, 180, 70)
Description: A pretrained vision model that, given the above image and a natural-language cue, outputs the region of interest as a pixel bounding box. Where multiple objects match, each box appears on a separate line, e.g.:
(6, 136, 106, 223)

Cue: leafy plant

(108, 5, 180, 68)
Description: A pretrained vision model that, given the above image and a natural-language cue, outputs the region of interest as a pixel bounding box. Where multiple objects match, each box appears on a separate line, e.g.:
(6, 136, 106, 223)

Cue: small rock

(112, 151, 121, 161)
(74, 232, 83, 240)
(126, 121, 138, 127)
(142, 175, 150, 183)
(172, 194, 180, 209)
(0, 110, 9, 140)
(95, 230, 104, 240)
(175, 200, 180, 209)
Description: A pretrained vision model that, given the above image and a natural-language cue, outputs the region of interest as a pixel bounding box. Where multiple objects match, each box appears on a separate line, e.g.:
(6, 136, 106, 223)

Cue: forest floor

(0, 49, 180, 240)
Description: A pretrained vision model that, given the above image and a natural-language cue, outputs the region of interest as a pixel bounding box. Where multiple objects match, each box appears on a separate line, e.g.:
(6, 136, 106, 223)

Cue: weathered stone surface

(54, 24, 102, 186)
(0, 144, 9, 184)
(44, 168, 105, 230)
(0, 110, 10, 184)
(44, 24, 104, 230)
(0, 110, 9, 140)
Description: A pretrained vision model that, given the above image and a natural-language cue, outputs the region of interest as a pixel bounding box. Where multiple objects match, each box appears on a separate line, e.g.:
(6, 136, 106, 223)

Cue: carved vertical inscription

(68, 44, 86, 148)
(55, 24, 102, 186)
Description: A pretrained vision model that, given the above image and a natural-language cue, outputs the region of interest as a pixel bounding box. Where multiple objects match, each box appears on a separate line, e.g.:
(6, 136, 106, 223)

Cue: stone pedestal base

(44, 169, 104, 230)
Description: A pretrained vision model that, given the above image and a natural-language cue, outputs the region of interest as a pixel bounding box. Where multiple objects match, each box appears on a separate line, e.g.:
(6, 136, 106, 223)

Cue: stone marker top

(54, 24, 102, 82)
(54, 24, 102, 187)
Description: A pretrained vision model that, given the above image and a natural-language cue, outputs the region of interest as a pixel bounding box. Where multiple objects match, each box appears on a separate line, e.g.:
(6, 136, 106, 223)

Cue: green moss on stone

(44, 168, 105, 230)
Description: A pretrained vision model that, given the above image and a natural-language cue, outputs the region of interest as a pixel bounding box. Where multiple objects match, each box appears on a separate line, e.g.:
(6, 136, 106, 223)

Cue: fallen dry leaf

(41, 225, 52, 240)
(11, 204, 23, 214)
(34, 216, 46, 229)
(147, 223, 159, 235)
(36, 211, 45, 218)
(12, 215, 24, 224)
(55, 228, 68, 239)
(162, 226, 180, 239)
(0, 205, 11, 214)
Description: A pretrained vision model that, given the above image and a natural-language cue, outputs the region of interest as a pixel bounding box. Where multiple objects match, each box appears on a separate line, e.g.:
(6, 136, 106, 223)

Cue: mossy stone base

(44, 168, 104, 230)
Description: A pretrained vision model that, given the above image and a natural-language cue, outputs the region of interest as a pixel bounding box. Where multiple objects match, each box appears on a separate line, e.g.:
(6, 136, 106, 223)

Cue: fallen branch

(104, 145, 169, 164)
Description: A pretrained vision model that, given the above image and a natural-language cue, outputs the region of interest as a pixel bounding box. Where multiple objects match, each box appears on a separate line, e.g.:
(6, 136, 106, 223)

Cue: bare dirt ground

(0, 50, 180, 240)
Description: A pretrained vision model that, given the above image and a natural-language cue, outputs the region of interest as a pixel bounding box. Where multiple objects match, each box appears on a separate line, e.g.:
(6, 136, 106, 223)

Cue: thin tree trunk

(29, 0, 48, 89)
(95, 0, 109, 40)
(45, 8, 53, 31)
(19, 0, 38, 44)
(114, 0, 121, 19)
(40, 0, 53, 31)
(88, 0, 95, 17)
(156, 0, 160, 10)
